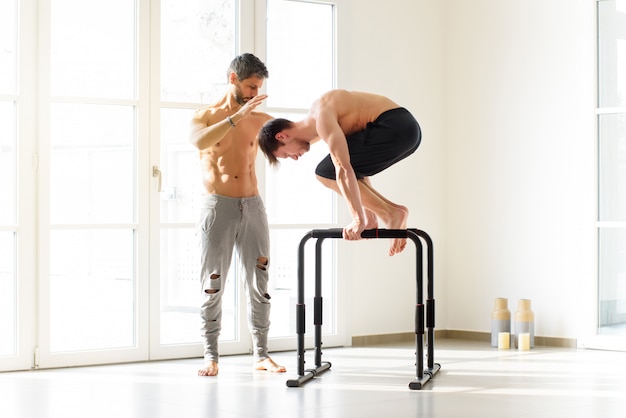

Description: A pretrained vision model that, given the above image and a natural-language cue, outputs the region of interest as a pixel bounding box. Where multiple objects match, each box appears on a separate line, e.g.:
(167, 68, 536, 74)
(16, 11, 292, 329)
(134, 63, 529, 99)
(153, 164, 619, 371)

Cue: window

(47, 0, 138, 353)
(597, 0, 626, 336)
(264, 0, 337, 340)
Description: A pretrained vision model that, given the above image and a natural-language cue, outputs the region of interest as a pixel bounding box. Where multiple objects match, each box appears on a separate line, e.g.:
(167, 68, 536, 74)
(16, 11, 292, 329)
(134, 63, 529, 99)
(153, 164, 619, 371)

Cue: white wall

(444, 0, 596, 340)
(334, 0, 597, 341)
(334, 0, 447, 338)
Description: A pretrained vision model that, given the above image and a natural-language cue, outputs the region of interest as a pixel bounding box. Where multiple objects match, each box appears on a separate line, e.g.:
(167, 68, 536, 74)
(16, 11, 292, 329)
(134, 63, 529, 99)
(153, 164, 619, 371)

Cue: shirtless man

(258, 90, 421, 256)
(189, 53, 285, 376)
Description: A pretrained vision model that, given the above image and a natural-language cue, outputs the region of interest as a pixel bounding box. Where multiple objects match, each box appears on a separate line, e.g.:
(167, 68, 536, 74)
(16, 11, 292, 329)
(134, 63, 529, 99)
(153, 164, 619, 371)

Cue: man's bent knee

(256, 256, 268, 271)
(204, 273, 221, 294)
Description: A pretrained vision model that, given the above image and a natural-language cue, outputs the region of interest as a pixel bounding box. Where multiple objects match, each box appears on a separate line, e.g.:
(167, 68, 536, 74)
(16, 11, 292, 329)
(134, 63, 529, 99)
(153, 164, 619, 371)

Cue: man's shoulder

(193, 95, 231, 120)
(193, 105, 221, 120)
(316, 89, 351, 114)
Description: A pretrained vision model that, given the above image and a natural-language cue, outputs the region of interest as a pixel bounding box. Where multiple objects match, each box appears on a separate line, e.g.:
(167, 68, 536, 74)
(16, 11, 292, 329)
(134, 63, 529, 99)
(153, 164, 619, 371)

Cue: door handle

(152, 165, 162, 192)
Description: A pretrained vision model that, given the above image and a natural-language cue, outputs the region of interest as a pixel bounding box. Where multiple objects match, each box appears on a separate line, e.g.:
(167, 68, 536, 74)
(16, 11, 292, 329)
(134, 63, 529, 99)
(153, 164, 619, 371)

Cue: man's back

(311, 90, 400, 136)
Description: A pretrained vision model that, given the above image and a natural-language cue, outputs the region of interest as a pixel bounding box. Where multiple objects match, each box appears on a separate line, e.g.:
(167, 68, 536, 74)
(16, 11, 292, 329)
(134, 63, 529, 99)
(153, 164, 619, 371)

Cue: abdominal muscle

(199, 141, 259, 198)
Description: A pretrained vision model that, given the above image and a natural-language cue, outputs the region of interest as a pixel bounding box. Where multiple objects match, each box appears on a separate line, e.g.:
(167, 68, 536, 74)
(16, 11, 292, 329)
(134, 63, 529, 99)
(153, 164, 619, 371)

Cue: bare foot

(198, 361, 219, 376)
(254, 357, 286, 373)
(387, 205, 409, 256)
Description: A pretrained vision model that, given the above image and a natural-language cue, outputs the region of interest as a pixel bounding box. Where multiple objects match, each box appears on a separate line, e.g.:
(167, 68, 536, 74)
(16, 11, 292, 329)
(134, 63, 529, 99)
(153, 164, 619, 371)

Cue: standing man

(189, 53, 285, 377)
(258, 89, 421, 256)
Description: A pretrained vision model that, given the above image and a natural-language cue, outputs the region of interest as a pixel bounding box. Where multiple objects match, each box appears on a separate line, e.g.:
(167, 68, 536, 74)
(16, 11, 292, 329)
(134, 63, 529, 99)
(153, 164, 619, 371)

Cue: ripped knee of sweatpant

(255, 256, 271, 300)
(204, 273, 221, 294)
(256, 256, 269, 271)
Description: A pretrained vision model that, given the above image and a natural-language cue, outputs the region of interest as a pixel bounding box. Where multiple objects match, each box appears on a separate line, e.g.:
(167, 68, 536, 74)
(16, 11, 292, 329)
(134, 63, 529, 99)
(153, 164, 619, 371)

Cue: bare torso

(309, 90, 400, 136)
(194, 105, 271, 197)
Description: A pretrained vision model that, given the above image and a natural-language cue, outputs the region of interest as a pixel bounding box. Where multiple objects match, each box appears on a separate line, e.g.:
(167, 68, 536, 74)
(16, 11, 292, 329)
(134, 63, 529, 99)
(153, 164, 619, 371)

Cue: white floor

(2, 338, 626, 418)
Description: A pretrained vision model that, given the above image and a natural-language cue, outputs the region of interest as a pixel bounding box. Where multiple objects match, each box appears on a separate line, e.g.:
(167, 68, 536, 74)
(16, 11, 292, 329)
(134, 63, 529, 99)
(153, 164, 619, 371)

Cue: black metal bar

(406, 230, 425, 385)
(413, 229, 437, 373)
(311, 228, 410, 239)
(286, 228, 439, 389)
(314, 238, 324, 368)
(296, 232, 312, 377)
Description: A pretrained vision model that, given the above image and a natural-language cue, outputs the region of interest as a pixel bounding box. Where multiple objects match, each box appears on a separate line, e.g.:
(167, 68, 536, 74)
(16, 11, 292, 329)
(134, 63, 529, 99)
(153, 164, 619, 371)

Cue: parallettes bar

(285, 228, 441, 390)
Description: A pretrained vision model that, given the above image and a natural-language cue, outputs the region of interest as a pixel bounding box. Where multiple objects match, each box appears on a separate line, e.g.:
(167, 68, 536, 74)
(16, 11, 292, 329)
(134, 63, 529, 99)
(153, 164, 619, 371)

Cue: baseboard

(352, 330, 577, 348)
(352, 332, 415, 347)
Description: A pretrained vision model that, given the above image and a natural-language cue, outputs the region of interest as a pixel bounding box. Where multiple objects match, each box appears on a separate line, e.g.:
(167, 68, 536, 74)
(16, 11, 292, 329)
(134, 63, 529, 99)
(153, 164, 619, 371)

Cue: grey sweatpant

(196, 194, 271, 365)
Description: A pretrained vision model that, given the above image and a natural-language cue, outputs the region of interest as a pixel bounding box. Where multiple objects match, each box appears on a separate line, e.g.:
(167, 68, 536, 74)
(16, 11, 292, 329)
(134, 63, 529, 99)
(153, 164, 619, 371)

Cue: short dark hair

(227, 53, 269, 81)
(257, 118, 294, 166)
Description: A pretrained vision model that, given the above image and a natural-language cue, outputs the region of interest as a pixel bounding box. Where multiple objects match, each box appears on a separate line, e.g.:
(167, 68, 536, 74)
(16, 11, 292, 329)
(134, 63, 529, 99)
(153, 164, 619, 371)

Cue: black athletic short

(315, 107, 421, 180)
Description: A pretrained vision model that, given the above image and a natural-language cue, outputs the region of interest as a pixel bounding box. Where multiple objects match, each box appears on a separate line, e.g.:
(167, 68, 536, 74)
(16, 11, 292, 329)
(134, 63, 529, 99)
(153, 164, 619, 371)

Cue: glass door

(590, 0, 626, 351)
(152, 0, 344, 358)
(36, 0, 148, 367)
(150, 0, 247, 359)
(0, 0, 36, 372)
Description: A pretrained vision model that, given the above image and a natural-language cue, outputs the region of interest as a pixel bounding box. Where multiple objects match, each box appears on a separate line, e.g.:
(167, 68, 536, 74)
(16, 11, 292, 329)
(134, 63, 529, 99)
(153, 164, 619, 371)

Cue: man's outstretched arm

(316, 109, 366, 240)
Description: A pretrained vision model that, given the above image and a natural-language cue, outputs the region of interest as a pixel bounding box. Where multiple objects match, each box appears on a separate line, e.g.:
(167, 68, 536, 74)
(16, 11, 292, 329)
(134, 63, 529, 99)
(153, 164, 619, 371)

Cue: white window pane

(159, 228, 201, 345)
(0, 232, 16, 356)
(265, 145, 335, 224)
(598, 1, 626, 107)
(266, 0, 334, 109)
(268, 229, 335, 338)
(598, 1, 626, 342)
(160, 108, 204, 223)
(0, 101, 16, 225)
(50, 103, 135, 224)
(50, 0, 136, 99)
(265, 111, 335, 224)
(161, 0, 236, 103)
(0, 101, 16, 356)
(598, 228, 626, 334)
(50, 230, 135, 352)
(159, 228, 237, 344)
(0, 0, 17, 94)
(599, 113, 626, 221)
